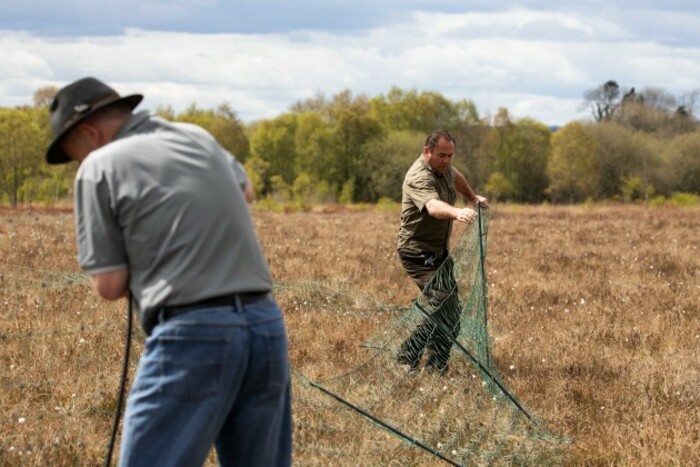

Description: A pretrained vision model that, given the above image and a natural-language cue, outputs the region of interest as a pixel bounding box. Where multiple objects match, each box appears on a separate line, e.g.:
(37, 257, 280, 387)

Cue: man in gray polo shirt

(46, 77, 291, 466)
(396, 129, 487, 375)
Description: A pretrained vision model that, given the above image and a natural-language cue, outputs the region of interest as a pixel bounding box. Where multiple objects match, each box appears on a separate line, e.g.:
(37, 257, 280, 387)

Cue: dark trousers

(397, 249, 461, 371)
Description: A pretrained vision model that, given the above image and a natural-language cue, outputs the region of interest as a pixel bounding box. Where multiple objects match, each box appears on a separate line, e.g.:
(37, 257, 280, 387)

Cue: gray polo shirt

(74, 111, 272, 334)
(397, 155, 456, 254)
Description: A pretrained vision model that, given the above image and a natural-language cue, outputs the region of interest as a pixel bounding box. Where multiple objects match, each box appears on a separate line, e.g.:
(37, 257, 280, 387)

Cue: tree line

(1, 81, 698, 208)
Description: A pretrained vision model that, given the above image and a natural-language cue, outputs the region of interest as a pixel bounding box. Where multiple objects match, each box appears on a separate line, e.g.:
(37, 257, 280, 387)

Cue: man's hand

(456, 207, 477, 224)
(475, 195, 489, 208)
(90, 269, 129, 300)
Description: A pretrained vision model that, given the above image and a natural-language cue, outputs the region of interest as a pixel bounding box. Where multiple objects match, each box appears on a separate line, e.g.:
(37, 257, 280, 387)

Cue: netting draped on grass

(288, 207, 570, 465)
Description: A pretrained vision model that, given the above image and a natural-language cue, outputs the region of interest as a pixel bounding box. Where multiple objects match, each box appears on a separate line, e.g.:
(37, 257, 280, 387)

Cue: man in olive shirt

(397, 129, 487, 375)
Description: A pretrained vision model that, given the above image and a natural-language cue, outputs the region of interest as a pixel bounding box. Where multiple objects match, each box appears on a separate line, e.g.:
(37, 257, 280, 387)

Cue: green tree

(479, 108, 514, 176)
(338, 177, 355, 204)
(44, 164, 75, 204)
(369, 87, 473, 134)
(289, 91, 328, 116)
(290, 89, 371, 124)
(291, 172, 315, 207)
(547, 122, 599, 202)
(584, 121, 641, 199)
(30, 86, 74, 205)
(293, 111, 328, 177)
(478, 110, 550, 202)
(175, 103, 250, 161)
(0, 108, 47, 207)
(630, 132, 662, 203)
(364, 130, 425, 201)
(484, 172, 513, 202)
(297, 125, 337, 192)
(662, 132, 700, 193)
(243, 157, 269, 199)
(327, 110, 384, 201)
(452, 120, 489, 190)
(620, 176, 654, 202)
(327, 90, 371, 123)
(249, 113, 298, 190)
(269, 174, 291, 202)
(504, 118, 551, 203)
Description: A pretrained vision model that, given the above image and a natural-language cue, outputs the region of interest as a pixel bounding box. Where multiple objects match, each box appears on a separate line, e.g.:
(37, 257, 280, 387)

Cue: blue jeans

(119, 294, 292, 467)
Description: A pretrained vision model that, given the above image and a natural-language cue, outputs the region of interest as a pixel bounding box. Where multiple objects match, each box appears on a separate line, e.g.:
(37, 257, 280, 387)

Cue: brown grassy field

(1, 203, 698, 465)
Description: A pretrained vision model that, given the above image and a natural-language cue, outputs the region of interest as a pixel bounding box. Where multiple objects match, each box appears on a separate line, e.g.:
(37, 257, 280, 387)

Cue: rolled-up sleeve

(406, 174, 439, 213)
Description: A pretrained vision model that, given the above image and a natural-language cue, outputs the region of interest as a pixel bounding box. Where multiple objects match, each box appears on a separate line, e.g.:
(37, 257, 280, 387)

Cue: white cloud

(413, 9, 612, 40)
(1, 5, 699, 126)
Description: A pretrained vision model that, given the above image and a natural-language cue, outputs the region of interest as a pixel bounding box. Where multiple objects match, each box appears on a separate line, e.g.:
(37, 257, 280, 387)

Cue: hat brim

(46, 94, 143, 165)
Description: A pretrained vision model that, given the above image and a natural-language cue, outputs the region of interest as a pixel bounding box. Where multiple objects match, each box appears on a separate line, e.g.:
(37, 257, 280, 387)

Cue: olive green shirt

(398, 155, 457, 254)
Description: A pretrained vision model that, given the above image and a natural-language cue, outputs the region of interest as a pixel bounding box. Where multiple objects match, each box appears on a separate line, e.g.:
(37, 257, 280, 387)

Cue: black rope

(477, 202, 489, 330)
(308, 380, 462, 467)
(103, 297, 133, 467)
(476, 203, 493, 367)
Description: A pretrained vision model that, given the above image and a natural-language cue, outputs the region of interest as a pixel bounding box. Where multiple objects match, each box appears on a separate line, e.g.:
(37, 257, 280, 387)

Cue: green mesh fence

(1, 206, 569, 465)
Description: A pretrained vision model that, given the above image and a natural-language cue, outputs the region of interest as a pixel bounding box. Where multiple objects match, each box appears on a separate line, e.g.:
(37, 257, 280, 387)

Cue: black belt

(161, 292, 269, 320)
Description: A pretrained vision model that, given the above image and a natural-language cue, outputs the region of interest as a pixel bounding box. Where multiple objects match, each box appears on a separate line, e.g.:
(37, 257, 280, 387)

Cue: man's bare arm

(425, 199, 477, 223)
(453, 167, 489, 207)
(243, 179, 255, 204)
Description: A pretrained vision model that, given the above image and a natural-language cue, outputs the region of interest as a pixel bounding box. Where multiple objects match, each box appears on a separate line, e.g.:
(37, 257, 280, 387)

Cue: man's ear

(76, 122, 100, 142)
(60, 123, 100, 163)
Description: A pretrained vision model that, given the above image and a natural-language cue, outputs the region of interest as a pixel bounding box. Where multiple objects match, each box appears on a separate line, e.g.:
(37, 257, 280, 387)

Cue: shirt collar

(112, 110, 151, 141)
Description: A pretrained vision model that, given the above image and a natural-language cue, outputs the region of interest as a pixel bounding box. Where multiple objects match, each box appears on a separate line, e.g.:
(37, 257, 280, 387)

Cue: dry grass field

(1, 203, 698, 465)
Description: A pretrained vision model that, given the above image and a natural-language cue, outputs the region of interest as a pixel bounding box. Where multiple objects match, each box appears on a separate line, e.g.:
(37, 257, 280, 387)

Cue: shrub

(376, 197, 399, 212)
(670, 192, 699, 207)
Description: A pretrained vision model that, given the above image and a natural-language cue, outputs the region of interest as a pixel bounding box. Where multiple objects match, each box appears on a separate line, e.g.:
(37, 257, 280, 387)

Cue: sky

(1, 1, 699, 126)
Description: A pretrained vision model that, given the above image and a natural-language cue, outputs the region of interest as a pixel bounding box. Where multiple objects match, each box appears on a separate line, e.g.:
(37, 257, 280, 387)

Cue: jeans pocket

(157, 335, 228, 401)
(263, 331, 290, 392)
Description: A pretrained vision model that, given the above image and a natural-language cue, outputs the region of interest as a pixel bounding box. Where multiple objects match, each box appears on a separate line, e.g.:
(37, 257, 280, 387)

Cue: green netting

(291, 207, 570, 465)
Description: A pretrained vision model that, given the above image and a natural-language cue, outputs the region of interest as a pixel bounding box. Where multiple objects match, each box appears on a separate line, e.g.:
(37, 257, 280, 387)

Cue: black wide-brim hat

(46, 77, 143, 164)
